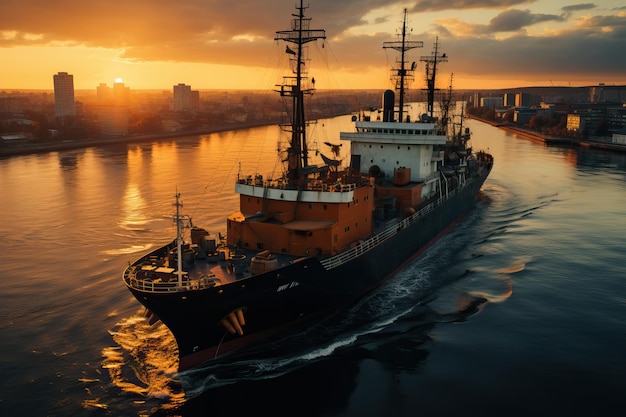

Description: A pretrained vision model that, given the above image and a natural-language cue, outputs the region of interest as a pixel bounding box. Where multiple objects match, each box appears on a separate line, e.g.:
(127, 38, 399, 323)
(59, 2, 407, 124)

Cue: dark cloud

(0, 0, 624, 86)
(488, 9, 565, 32)
(562, 3, 597, 13)
(409, 0, 536, 13)
(434, 12, 626, 81)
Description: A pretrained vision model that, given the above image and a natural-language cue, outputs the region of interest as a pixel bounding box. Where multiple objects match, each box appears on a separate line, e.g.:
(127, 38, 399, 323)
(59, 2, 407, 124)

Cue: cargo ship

(123, 1, 493, 372)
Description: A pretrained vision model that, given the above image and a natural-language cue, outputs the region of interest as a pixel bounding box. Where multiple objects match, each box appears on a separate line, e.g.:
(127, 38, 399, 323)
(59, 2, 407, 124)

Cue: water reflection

(101, 314, 185, 413)
(58, 152, 80, 170)
(120, 183, 149, 231)
(576, 147, 626, 172)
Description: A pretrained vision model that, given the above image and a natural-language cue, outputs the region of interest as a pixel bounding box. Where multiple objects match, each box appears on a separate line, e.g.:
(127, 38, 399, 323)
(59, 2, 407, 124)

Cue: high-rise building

(97, 81, 130, 105)
(173, 83, 199, 112)
(96, 83, 112, 103)
(53, 72, 76, 118)
(95, 80, 131, 135)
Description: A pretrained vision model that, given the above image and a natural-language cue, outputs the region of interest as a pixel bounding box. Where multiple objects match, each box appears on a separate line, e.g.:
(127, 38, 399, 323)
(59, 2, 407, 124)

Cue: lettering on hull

(277, 281, 300, 292)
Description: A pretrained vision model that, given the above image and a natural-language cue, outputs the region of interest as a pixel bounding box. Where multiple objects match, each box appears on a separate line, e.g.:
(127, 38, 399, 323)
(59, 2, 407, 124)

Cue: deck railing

(320, 160, 493, 271)
(320, 186, 463, 270)
(237, 175, 365, 193)
(124, 268, 219, 293)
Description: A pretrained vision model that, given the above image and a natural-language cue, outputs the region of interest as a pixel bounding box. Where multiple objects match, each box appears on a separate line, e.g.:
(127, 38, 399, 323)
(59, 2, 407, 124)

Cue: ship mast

(383, 9, 423, 123)
(275, 0, 326, 186)
(173, 192, 191, 287)
(420, 36, 448, 119)
(440, 73, 454, 137)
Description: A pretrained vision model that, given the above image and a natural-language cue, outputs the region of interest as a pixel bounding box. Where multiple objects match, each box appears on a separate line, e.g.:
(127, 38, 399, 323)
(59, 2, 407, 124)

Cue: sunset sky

(1, 0, 624, 91)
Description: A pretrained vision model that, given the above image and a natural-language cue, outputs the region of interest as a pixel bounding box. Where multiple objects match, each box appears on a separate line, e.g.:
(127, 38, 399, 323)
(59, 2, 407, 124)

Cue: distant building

(173, 83, 199, 112)
(481, 97, 503, 108)
(513, 107, 536, 124)
(589, 84, 626, 104)
(53, 72, 76, 118)
(97, 81, 131, 106)
(567, 106, 626, 137)
(95, 80, 131, 135)
(612, 128, 626, 145)
(96, 83, 112, 103)
(472, 92, 481, 107)
(567, 114, 584, 133)
(97, 105, 129, 136)
(515, 93, 532, 107)
(503, 93, 516, 107)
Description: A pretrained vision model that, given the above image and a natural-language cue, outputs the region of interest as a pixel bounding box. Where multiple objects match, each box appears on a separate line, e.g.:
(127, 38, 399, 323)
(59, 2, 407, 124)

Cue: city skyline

(1, 1, 625, 91)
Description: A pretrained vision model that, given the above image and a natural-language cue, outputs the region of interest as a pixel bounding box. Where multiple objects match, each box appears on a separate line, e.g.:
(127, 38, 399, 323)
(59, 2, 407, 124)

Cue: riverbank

(0, 120, 274, 158)
(469, 115, 626, 153)
(4, 114, 626, 157)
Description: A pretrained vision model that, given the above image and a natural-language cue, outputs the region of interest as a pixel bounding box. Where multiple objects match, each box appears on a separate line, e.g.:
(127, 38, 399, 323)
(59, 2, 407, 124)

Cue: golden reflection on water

(430, 258, 519, 319)
(461, 258, 521, 306)
(120, 183, 149, 231)
(100, 314, 186, 411)
(496, 255, 533, 275)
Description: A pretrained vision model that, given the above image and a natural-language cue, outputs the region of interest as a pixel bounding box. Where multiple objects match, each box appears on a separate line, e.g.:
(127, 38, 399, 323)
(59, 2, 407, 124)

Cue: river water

(1, 114, 625, 416)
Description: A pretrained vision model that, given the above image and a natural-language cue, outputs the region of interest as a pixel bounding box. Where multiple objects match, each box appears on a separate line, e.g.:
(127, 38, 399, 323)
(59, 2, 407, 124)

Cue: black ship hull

(126, 164, 492, 372)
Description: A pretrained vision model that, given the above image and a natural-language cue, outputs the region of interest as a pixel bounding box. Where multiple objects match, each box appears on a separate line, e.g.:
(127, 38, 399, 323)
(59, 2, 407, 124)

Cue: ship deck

(125, 244, 303, 293)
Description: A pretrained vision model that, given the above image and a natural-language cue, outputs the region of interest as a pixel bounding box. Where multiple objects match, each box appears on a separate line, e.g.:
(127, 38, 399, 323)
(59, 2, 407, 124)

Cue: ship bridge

(340, 120, 446, 183)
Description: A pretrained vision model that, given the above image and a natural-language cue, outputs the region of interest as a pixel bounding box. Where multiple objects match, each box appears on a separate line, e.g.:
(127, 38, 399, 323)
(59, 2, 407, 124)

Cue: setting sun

(115, 77, 124, 84)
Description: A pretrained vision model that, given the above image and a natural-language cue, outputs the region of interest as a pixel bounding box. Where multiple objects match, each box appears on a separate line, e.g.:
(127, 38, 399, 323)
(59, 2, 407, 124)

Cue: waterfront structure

(53, 72, 76, 118)
(513, 107, 536, 124)
(567, 106, 626, 137)
(515, 92, 532, 107)
(481, 96, 503, 108)
(590, 84, 626, 104)
(503, 93, 516, 107)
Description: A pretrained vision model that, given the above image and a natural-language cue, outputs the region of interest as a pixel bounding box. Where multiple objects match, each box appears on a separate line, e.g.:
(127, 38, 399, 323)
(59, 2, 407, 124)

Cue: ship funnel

(383, 90, 395, 122)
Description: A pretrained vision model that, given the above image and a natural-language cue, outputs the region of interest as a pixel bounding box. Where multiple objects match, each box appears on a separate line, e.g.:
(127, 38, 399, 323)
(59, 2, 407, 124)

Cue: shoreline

(469, 115, 626, 153)
(4, 115, 626, 157)
(0, 120, 275, 158)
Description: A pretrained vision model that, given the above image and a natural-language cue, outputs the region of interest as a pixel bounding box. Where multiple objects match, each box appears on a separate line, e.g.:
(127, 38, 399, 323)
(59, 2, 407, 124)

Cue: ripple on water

(103, 244, 153, 256)
(97, 313, 185, 412)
